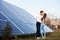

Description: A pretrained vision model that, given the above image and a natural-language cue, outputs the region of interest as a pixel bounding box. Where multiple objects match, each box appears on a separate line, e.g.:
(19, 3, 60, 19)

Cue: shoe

(42, 37, 46, 39)
(37, 37, 40, 40)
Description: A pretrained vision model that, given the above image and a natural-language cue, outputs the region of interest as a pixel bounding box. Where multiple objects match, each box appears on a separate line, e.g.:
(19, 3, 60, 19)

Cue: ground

(15, 31, 60, 40)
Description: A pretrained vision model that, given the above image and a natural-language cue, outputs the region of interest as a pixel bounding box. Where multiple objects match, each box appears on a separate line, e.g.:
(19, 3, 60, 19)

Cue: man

(36, 10, 44, 40)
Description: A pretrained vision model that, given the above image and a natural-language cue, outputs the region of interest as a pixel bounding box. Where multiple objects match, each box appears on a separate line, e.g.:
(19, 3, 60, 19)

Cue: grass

(15, 31, 60, 40)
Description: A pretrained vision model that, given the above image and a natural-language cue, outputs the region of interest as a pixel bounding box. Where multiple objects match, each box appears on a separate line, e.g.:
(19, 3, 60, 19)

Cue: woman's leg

(43, 25, 46, 38)
(40, 23, 44, 38)
(44, 32, 46, 37)
(41, 24, 46, 38)
(41, 32, 44, 38)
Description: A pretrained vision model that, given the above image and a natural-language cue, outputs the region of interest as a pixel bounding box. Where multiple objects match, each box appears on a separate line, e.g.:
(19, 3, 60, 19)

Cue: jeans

(36, 22, 41, 37)
(40, 23, 46, 37)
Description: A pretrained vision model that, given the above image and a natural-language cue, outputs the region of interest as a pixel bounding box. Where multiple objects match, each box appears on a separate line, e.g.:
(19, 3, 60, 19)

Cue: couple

(36, 10, 47, 39)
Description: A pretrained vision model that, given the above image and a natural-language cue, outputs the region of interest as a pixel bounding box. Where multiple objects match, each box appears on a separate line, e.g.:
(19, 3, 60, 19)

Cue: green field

(15, 31, 60, 40)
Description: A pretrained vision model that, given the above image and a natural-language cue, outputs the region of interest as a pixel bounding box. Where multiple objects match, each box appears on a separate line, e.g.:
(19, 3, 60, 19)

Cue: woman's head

(41, 13, 47, 21)
(43, 13, 47, 18)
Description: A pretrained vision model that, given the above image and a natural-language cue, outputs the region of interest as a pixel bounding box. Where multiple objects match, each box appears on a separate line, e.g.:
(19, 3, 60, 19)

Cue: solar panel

(0, 21, 7, 35)
(0, 1, 36, 35)
(0, 1, 53, 35)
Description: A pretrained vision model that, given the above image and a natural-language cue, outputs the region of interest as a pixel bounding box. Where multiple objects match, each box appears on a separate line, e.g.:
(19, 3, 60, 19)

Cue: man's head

(40, 10, 44, 15)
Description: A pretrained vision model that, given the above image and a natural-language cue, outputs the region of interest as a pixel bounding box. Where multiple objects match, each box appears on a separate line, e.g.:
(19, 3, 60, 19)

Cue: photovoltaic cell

(0, 1, 36, 35)
(0, 0, 53, 35)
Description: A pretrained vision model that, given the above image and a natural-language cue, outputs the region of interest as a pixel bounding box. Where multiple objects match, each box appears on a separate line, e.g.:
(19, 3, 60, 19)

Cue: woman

(40, 13, 47, 38)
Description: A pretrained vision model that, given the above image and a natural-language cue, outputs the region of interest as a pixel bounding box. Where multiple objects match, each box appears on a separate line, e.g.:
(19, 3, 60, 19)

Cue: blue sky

(3, 0, 60, 18)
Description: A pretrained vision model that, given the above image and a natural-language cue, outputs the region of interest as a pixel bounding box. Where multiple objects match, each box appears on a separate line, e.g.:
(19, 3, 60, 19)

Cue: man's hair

(40, 10, 43, 13)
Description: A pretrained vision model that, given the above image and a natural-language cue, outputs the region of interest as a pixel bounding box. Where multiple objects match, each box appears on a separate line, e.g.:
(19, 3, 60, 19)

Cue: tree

(2, 22, 12, 40)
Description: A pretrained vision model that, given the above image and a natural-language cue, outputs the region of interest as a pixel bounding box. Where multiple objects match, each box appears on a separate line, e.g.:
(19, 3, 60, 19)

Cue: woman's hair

(41, 13, 47, 21)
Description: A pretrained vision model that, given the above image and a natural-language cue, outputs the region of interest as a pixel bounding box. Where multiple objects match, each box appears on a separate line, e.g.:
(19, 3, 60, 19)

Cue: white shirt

(36, 14, 43, 23)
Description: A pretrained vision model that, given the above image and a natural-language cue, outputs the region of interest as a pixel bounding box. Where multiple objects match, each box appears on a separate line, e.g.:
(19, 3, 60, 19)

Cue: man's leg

(36, 22, 41, 39)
